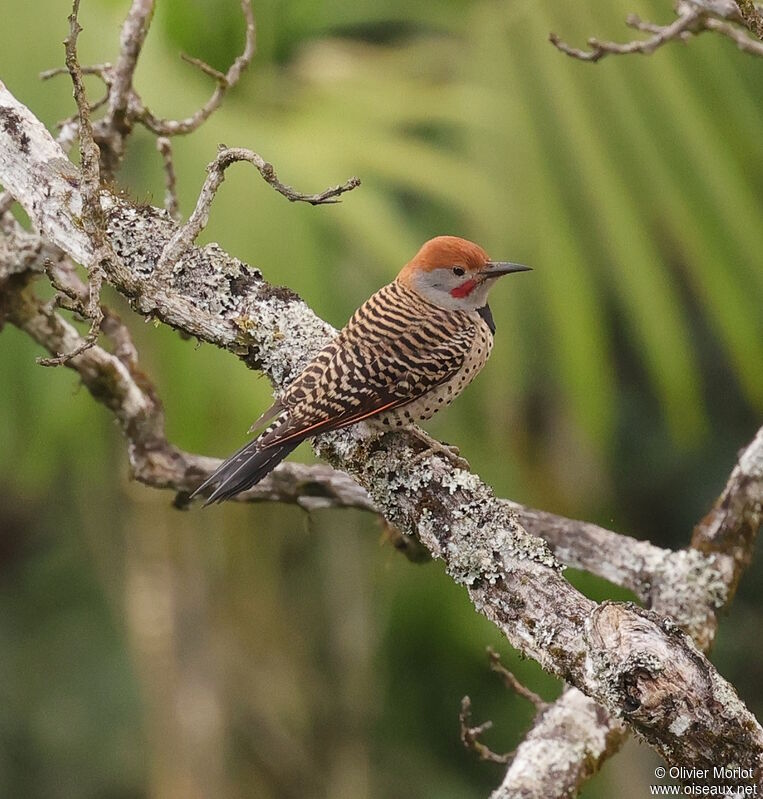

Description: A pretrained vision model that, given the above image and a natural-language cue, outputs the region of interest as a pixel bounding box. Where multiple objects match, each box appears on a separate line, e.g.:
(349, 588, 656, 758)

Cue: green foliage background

(0, 0, 761, 796)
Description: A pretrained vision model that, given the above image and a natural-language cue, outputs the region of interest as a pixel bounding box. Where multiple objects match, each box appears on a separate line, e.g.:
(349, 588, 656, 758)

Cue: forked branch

(154, 146, 360, 280)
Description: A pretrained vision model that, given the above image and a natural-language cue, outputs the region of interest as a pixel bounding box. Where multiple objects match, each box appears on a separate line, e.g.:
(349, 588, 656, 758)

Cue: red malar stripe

(450, 279, 477, 298)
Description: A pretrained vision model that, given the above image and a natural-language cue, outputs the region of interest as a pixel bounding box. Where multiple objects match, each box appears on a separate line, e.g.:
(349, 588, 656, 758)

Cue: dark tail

(191, 439, 299, 505)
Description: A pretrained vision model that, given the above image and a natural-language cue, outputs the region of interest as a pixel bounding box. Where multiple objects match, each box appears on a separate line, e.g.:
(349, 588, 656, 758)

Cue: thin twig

(139, 0, 256, 136)
(550, 1, 763, 62)
(156, 137, 181, 221)
(153, 146, 360, 279)
(626, 14, 665, 34)
(459, 697, 513, 765)
(40, 62, 112, 81)
(704, 16, 763, 52)
(487, 648, 548, 711)
(460, 650, 546, 771)
(64, 1, 101, 250)
(180, 53, 227, 83)
(549, 9, 702, 62)
(41, 0, 112, 367)
(37, 315, 103, 366)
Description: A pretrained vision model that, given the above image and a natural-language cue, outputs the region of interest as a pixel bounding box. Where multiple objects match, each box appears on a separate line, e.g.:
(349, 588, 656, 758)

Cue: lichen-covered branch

(502, 500, 732, 649)
(0, 260, 373, 513)
(491, 687, 627, 799)
(5, 217, 731, 624)
(2, 84, 760, 785)
(3, 2, 763, 791)
(0, 215, 737, 616)
(490, 428, 762, 798)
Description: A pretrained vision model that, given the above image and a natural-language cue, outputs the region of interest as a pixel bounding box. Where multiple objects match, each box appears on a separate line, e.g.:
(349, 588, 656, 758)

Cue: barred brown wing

(255, 283, 475, 449)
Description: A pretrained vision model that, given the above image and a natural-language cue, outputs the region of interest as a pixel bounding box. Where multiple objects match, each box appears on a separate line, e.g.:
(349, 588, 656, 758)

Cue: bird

(192, 235, 530, 504)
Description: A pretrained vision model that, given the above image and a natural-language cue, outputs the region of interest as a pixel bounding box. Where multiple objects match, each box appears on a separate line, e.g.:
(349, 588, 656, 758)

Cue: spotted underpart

(194, 278, 495, 503)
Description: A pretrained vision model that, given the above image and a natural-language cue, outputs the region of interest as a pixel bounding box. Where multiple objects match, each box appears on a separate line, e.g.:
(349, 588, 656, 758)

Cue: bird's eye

(452, 266, 466, 277)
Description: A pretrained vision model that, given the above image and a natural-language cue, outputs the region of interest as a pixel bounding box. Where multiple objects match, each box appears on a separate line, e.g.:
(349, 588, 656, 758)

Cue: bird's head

(397, 235, 530, 311)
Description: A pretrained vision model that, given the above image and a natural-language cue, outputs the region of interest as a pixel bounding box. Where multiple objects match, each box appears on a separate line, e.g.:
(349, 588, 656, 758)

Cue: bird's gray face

(408, 261, 531, 311)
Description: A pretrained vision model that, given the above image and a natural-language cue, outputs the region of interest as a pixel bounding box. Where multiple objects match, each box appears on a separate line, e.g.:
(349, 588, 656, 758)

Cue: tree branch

(692, 425, 763, 596)
(156, 137, 180, 222)
(550, 1, 763, 62)
(37, 0, 108, 366)
(550, 8, 703, 62)
(490, 687, 627, 799)
(1, 214, 730, 616)
(154, 146, 359, 282)
(1, 85, 761, 786)
(103, 0, 154, 133)
(490, 427, 762, 797)
(89, 0, 156, 175)
(460, 696, 514, 765)
(138, 0, 256, 136)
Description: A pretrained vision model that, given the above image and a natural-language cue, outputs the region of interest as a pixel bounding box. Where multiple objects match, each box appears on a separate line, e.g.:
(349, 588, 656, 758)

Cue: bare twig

(153, 146, 360, 280)
(180, 53, 227, 83)
(459, 697, 513, 765)
(704, 15, 763, 52)
(138, 0, 256, 136)
(63, 1, 100, 251)
(550, 1, 763, 62)
(487, 648, 547, 711)
(104, 0, 155, 131)
(36, 306, 103, 366)
(40, 62, 112, 81)
(462, 650, 547, 770)
(39, 0, 107, 367)
(549, 9, 702, 62)
(156, 137, 180, 221)
(84, 0, 156, 175)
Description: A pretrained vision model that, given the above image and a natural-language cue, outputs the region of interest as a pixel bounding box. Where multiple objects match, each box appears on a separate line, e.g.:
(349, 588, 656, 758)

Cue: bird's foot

(410, 430, 471, 471)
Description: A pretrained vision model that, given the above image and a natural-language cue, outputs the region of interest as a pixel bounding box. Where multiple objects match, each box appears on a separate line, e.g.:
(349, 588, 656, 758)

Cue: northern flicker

(193, 236, 530, 504)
